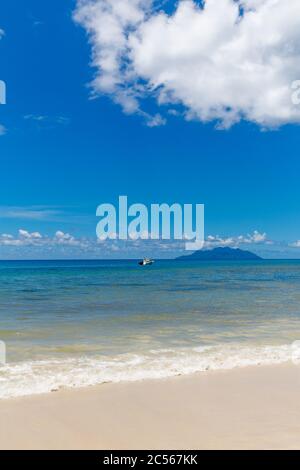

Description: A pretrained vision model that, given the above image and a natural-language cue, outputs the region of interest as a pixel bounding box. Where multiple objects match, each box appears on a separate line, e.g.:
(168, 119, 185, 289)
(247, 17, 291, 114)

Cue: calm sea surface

(1, 259, 300, 398)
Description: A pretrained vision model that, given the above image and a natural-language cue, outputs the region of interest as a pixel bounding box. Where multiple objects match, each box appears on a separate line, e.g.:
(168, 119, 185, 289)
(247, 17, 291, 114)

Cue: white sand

(1, 364, 300, 450)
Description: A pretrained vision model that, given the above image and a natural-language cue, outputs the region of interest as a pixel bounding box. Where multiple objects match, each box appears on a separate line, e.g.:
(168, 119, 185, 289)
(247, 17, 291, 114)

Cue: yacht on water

(138, 258, 155, 266)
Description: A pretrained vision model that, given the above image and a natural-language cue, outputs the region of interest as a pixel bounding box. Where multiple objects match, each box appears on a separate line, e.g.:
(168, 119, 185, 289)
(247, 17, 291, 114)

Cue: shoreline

(1, 342, 298, 400)
(1, 363, 300, 450)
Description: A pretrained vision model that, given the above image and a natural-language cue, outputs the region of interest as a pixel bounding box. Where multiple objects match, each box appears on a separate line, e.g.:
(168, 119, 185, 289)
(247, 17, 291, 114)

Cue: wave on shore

(1, 343, 300, 399)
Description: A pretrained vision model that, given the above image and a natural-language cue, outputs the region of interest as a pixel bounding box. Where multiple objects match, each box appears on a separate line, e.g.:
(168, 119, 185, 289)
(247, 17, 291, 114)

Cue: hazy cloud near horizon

(1, 228, 298, 259)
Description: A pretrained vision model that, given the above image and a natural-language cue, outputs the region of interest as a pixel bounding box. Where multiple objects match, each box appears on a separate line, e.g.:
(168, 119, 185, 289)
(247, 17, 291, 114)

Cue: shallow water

(1, 259, 300, 398)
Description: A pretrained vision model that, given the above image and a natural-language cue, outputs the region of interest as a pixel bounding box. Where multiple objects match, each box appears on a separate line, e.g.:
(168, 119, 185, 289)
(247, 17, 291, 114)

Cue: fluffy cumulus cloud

(74, 0, 300, 128)
(19, 229, 42, 240)
(4, 227, 300, 258)
(0, 228, 270, 254)
(205, 230, 269, 248)
(0, 230, 87, 249)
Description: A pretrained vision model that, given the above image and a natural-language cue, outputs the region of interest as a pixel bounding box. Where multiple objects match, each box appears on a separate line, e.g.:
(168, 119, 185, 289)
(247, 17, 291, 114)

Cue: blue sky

(1, 0, 300, 259)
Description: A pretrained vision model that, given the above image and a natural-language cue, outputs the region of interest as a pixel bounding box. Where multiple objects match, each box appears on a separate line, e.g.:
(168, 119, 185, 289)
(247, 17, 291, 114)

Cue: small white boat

(139, 258, 155, 266)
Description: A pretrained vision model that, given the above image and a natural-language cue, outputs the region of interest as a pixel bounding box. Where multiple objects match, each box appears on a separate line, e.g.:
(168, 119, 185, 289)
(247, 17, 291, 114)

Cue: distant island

(177, 247, 262, 261)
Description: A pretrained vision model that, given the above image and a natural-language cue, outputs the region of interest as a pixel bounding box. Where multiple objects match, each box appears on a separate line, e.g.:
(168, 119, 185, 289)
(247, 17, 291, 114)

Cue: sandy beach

(1, 363, 300, 450)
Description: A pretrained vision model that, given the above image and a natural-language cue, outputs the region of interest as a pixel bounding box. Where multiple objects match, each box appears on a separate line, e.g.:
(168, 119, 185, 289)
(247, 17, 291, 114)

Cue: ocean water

(1, 259, 300, 398)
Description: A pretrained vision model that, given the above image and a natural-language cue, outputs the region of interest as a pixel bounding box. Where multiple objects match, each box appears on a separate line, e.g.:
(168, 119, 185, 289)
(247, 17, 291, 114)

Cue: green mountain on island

(177, 247, 262, 261)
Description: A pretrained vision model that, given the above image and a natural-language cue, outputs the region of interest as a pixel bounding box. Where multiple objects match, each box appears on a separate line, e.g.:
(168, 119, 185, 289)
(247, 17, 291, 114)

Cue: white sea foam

(0, 343, 299, 399)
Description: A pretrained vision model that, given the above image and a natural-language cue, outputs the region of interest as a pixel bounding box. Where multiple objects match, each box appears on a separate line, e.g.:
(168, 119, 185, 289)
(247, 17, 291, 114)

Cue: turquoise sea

(1, 259, 300, 398)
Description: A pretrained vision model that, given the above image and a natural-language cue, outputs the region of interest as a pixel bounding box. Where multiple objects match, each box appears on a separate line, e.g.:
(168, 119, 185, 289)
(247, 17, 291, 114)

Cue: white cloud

(19, 229, 42, 240)
(250, 230, 267, 243)
(24, 115, 70, 126)
(0, 230, 44, 247)
(0, 206, 63, 221)
(144, 112, 166, 127)
(4, 227, 300, 259)
(0, 227, 270, 256)
(74, 0, 149, 108)
(205, 230, 269, 248)
(74, 0, 300, 128)
(0, 230, 89, 249)
(24, 115, 47, 122)
(54, 231, 85, 247)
